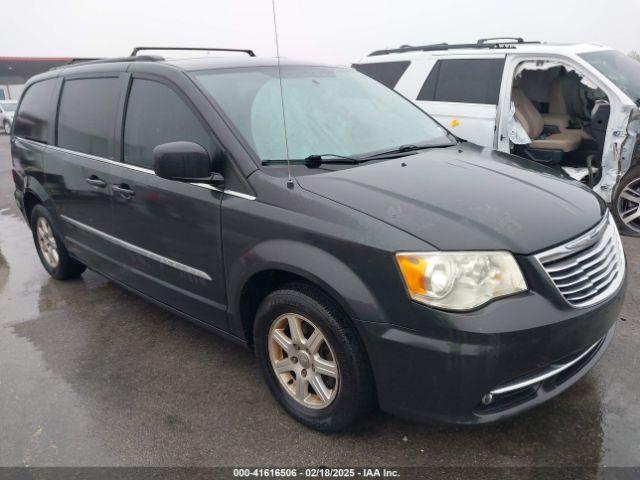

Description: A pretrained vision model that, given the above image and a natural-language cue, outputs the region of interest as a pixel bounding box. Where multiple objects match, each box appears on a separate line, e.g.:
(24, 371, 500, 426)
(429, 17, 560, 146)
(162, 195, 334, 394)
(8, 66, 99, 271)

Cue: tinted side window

(417, 59, 505, 104)
(124, 79, 215, 169)
(57, 78, 121, 159)
(14, 79, 56, 142)
(352, 61, 410, 89)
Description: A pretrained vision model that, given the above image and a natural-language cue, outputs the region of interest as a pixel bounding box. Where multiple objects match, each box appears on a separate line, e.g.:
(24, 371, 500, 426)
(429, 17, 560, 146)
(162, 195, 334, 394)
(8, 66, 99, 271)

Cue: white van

(354, 38, 640, 236)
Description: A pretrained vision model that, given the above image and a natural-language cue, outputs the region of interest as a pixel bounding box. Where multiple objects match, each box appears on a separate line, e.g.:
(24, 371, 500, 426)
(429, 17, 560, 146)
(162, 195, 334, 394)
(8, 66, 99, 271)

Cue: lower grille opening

(475, 335, 606, 415)
(475, 386, 537, 413)
(553, 338, 603, 387)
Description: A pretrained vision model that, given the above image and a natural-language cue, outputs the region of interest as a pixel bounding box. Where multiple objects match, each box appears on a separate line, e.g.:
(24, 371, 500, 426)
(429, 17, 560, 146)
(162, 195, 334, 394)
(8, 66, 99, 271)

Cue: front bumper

(355, 273, 626, 425)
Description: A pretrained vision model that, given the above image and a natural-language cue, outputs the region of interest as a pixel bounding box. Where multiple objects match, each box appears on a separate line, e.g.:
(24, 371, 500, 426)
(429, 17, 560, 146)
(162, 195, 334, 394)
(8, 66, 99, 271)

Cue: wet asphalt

(0, 134, 638, 469)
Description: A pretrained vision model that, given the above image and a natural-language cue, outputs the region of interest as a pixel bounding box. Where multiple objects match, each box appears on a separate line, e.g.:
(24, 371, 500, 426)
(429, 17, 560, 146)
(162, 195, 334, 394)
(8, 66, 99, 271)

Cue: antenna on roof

(271, 0, 293, 188)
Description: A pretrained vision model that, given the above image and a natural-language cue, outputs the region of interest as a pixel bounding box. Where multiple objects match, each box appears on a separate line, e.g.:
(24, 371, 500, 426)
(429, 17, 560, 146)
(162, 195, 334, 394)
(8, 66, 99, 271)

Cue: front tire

(30, 205, 86, 280)
(613, 166, 640, 237)
(254, 283, 375, 432)
(3, 121, 10, 135)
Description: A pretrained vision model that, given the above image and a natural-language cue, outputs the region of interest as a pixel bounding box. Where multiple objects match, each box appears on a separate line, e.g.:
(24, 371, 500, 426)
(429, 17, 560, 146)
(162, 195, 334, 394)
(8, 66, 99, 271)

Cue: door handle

(86, 176, 107, 188)
(112, 184, 135, 198)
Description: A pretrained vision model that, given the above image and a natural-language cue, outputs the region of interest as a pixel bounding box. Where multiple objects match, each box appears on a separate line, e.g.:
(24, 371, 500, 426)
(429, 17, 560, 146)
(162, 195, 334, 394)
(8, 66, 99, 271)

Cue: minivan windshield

(193, 66, 453, 163)
(580, 50, 640, 106)
(0, 101, 17, 112)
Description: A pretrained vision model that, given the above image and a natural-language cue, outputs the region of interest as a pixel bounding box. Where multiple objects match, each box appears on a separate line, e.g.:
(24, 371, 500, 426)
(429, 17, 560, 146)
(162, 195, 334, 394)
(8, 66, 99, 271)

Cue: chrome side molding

(61, 215, 213, 281)
(17, 138, 256, 201)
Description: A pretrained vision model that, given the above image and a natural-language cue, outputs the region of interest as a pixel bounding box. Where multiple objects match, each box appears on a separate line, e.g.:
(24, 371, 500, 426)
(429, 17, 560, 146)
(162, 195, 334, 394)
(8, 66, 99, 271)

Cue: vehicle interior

(510, 61, 610, 186)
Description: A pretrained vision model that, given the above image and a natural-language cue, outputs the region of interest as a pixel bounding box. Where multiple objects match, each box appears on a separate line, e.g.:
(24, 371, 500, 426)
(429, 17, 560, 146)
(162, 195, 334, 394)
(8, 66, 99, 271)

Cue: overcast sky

(4, 0, 640, 64)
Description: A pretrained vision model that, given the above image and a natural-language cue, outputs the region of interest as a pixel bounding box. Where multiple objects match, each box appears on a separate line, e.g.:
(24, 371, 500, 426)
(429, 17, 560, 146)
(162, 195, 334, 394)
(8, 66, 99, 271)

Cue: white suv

(354, 38, 640, 235)
(0, 100, 17, 135)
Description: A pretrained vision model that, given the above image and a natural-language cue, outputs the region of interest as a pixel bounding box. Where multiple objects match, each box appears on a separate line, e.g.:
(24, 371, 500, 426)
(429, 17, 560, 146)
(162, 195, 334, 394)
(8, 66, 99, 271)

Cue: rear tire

(30, 204, 86, 280)
(3, 121, 10, 135)
(613, 166, 640, 237)
(254, 282, 375, 432)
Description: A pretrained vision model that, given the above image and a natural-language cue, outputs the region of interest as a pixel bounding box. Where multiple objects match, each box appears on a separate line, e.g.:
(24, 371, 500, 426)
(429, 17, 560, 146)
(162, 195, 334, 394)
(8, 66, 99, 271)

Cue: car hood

(297, 144, 606, 254)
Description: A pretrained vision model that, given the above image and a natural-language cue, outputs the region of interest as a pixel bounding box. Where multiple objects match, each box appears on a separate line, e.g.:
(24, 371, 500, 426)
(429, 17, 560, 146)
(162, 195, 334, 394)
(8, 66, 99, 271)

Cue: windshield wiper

(361, 142, 456, 160)
(261, 142, 457, 167)
(262, 154, 361, 168)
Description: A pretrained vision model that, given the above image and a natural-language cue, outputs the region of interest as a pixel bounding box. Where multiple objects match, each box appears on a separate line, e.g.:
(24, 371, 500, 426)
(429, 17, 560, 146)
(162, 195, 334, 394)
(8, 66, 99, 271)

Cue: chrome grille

(535, 213, 625, 308)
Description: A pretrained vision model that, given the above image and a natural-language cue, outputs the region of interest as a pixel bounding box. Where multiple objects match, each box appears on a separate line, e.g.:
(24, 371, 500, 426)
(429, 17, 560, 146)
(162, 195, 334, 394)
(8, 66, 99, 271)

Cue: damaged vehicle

(354, 38, 640, 235)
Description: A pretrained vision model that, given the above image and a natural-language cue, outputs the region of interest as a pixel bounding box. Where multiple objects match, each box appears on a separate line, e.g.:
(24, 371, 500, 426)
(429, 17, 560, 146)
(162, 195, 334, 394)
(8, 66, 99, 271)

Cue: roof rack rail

(477, 37, 526, 45)
(49, 55, 163, 71)
(368, 38, 541, 57)
(130, 47, 256, 57)
(48, 46, 256, 72)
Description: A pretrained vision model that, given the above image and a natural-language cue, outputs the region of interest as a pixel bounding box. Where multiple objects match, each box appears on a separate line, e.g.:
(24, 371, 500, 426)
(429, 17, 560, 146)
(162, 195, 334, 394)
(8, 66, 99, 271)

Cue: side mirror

(153, 141, 224, 186)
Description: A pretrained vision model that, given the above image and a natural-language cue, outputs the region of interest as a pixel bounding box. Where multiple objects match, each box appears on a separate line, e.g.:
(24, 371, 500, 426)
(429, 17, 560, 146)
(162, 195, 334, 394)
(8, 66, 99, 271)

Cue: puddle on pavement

(0, 210, 117, 465)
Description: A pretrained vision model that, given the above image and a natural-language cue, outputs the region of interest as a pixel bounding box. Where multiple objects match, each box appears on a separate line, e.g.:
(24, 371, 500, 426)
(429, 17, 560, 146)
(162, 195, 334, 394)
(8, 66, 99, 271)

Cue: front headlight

(395, 251, 527, 310)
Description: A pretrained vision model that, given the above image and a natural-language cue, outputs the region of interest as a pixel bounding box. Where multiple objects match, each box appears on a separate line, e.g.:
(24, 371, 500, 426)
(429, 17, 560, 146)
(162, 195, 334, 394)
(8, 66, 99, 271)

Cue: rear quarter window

(57, 77, 122, 159)
(417, 58, 505, 104)
(352, 61, 411, 89)
(14, 79, 56, 143)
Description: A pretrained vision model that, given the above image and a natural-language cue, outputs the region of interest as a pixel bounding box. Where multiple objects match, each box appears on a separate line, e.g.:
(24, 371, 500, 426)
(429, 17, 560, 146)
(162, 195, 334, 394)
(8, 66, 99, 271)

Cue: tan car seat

(512, 88, 582, 152)
(549, 72, 584, 117)
(545, 74, 592, 140)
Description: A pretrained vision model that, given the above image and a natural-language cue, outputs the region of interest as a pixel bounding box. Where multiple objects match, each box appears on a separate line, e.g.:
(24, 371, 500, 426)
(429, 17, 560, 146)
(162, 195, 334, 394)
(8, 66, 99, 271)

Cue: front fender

(226, 239, 387, 340)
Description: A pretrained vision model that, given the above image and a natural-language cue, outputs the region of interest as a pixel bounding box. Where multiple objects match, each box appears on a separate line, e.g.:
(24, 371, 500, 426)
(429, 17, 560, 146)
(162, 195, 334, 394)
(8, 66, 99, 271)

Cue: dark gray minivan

(10, 48, 627, 431)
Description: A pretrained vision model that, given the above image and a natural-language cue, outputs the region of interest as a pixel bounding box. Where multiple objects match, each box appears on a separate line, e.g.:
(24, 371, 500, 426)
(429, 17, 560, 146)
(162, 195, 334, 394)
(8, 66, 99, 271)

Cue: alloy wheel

(268, 313, 339, 409)
(3, 122, 10, 135)
(36, 216, 60, 268)
(617, 178, 640, 234)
